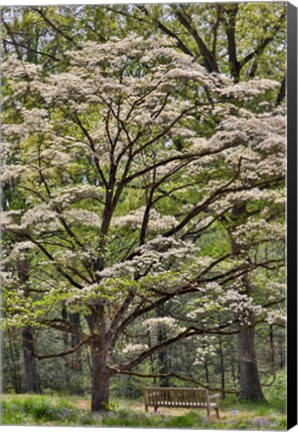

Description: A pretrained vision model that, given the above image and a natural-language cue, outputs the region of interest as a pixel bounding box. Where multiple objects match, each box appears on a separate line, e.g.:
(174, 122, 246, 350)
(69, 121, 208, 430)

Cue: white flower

(122, 343, 148, 355)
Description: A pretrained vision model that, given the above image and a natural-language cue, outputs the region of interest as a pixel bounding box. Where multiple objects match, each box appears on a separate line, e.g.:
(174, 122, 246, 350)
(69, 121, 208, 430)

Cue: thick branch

(173, 8, 217, 73)
(34, 338, 87, 360)
(32, 8, 77, 46)
(116, 322, 240, 371)
(25, 235, 83, 289)
(239, 10, 286, 70)
(108, 368, 238, 394)
(3, 38, 60, 61)
(223, 4, 240, 82)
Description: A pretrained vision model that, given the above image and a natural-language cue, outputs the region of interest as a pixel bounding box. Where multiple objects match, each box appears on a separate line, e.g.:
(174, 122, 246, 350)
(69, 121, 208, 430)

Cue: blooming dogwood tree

(2, 35, 285, 411)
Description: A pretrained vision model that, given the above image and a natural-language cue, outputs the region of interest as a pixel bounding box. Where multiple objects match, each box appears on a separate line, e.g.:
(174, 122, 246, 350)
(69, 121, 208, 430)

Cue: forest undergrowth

(1, 392, 286, 429)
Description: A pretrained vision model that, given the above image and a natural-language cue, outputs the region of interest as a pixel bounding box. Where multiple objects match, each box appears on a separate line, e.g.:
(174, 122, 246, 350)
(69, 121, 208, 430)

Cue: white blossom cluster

(266, 309, 286, 326)
(21, 205, 58, 229)
(122, 343, 149, 356)
(219, 78, 279, 99)
(1, 164, 30, 182)
(186, 283, 264, 325)
(232, 219, 284, 245)
(5, 241, 36, 262)
(222, 289, 263, 323)
(142, 317, 177, 332)
(49, 185, 104, 208)
(1, 55, 42, 79)
(113, 207, 178, 233)
(193, 337, 217, 366)
(40, 148, 70, 166)
(63, 209, 101, 227)
(99, 237, 197, 280)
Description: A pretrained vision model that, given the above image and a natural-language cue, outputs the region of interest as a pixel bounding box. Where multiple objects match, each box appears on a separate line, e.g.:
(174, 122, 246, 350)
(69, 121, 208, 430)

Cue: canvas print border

(286, 2, 297, 429)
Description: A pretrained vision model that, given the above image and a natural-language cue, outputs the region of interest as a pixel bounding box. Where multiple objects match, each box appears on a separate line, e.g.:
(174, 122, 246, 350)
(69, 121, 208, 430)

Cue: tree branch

(31, 7, 77, 46)
(108, 367, 239, 394)
(34, 338, 88, 360)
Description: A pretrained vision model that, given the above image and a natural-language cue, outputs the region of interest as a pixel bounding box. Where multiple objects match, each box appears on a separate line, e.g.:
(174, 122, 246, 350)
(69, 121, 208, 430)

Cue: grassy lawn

(1, 393, 286, 429)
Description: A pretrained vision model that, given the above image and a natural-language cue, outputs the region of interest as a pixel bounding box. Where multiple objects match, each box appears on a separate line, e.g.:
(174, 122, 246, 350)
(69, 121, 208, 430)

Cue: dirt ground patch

(74, 399, 210, 417)
(76, 400, 90, 410)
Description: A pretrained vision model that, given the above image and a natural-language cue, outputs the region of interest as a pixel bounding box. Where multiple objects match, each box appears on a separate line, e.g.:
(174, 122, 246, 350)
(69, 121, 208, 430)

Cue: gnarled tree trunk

(237, 320, 265, 401)
(90, 342, 110, 411)
(87, 306, 111, 412)
(229, 206, 266, 403)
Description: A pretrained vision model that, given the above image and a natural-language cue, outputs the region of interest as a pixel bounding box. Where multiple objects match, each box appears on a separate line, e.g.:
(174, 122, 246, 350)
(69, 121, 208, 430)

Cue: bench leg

(154, 406, 158, 413)
(207, 406, 210, 418)
(215, 407, 220, 419)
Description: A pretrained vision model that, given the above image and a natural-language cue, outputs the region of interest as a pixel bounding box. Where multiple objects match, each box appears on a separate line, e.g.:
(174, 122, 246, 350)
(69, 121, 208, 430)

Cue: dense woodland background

(1, 2, 286, 418)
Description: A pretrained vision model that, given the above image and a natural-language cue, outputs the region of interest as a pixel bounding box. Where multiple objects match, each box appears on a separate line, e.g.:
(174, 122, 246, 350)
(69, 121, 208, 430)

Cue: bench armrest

(209, 393, 220, 401)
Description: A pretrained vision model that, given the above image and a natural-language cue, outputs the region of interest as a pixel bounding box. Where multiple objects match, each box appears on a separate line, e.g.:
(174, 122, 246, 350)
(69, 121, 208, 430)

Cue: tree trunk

(17, 254, 41, 394)
(204, 360, 209, 386)
(219, 335, 225, 398)
(147, 330, 157, 386)
(279, 339, 285, 368)
(231, 355, 237, 388)
(70, 313, 82, 371)
(228, 216, 265, 402)
(269, 324, 275, 371)
(87, 307, 111, 412)
(158, 347, 170, 387)
(157, 307, 170, 387)
(61, 304, 71, 383)
(22, 326, 41, 394)
(237, 323, 265, 401)
(7, 331, 22, 393)
(90, 341, 110, 411)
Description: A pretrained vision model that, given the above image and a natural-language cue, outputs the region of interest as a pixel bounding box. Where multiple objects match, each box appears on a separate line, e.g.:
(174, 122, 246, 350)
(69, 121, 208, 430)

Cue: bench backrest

(143, 387, 209, 408)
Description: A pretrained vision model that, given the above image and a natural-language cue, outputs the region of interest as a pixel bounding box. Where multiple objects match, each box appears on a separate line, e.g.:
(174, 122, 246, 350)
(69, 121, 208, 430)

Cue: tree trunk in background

(22, 326, 41, 394)
(237, 321, 265, 401)
(7, 333, 22, 393)
(269, 324, 275, 371)
(61, 306, 82, 377)
(17, 254, 41, 394)
(231, 355, 237, 388)
(204, 360, 210, 386)
(61, 304, 71, 383)
(70, 312, 82, 371)
(158, 346, 170, 387)
(147, 330, 157, 386)
(157, 307, 170, 387)
(279, 340, 285, 368)
(219, 335, 225, 398)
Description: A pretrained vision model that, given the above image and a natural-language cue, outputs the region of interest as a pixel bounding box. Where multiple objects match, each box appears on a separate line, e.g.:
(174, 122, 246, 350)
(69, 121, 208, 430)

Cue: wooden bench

(143, 387, 220, 418)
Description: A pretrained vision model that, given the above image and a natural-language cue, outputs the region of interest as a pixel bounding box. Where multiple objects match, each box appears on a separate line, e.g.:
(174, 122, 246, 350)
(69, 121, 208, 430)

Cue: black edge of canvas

(287, 1, 298, 430)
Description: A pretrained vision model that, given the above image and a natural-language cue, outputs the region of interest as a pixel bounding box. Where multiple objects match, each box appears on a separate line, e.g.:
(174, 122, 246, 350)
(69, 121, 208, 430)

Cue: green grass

(1, 393, 287, 429)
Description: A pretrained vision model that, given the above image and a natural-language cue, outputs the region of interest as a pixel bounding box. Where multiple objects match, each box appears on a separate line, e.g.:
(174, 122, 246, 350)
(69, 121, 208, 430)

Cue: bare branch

(108, 367, 238, 394)
(34, 338, 87, 360)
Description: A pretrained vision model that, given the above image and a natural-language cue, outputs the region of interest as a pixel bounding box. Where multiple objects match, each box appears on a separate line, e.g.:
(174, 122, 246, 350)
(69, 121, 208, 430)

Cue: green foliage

(264, 369, 286, 411)
(2, 395, 74, 424)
